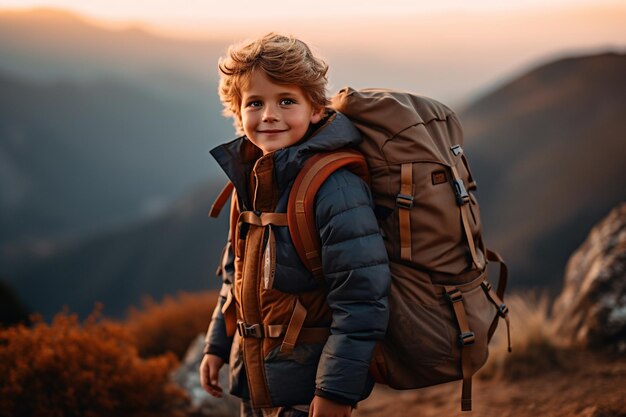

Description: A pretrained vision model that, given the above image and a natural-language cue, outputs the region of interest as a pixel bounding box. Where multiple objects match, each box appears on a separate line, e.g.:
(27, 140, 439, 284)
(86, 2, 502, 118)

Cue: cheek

(241, 113, 255, 132)
(292, 113, 311, 129)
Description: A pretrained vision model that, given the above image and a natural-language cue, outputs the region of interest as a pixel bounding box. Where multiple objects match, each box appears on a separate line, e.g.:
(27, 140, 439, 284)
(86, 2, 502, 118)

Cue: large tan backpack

(293, 88, 511, 412)
(210, 88, 511, 411)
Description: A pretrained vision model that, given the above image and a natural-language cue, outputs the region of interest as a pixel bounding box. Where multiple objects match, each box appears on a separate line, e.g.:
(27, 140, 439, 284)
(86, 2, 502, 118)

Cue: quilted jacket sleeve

(313, 169, 391, 405)
(203, 240, 235, 362)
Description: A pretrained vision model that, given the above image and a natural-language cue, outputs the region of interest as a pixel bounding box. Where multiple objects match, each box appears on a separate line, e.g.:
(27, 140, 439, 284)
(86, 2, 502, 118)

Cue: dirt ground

(353, 352, 626, 417)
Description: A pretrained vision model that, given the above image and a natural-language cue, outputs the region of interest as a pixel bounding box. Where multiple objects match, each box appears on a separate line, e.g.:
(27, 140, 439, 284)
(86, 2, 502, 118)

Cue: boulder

(553, 203, 626, 351)
(171, 334, 239, 417)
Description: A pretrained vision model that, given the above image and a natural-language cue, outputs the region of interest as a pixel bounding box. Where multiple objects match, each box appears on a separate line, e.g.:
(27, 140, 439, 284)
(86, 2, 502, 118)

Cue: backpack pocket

(381, 264, 496, 390)
(383, 262, 454, 375)
(436, 272, 494, 376)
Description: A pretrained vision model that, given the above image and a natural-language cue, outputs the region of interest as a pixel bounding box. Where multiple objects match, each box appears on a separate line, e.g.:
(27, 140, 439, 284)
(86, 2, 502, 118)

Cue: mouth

(258, 129, 287, 134)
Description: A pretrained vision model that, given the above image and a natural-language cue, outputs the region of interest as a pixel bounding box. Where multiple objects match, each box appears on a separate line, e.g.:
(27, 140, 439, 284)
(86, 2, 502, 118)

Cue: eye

(246, 100, 262, 108)
(280, 98, 296, 106)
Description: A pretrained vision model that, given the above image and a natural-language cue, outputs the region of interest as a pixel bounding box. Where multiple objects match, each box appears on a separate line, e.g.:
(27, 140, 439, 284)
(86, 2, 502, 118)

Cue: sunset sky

(1, 0, 625, 105)
(1, 0, 625, 38)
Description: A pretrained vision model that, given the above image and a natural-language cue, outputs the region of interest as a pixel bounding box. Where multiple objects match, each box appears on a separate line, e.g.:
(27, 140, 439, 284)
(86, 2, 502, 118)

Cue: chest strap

(236, 298, 330, 353)
(237, 322, 329, 342)
(239, 211, 288, 227)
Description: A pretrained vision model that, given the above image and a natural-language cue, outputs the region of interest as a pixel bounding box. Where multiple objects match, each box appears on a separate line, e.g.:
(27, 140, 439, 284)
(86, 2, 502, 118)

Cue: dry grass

(124, 291, 218, 359)
(478, 291, 572, 380)
(0, 304, 188, 417)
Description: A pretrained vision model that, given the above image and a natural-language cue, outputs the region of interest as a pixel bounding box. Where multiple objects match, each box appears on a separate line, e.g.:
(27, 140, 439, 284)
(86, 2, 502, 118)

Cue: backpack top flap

(331, 87, 463, 167)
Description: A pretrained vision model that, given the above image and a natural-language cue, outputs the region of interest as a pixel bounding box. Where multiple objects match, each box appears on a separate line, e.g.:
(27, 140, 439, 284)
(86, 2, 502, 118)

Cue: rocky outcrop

(171, 334, 239, 417)
(553, 203, 626, 351)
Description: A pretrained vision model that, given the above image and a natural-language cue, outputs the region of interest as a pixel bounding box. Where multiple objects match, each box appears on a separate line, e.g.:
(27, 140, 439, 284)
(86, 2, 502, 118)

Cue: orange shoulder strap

(208, 181, 239, 258)
(287, 149, 369, 280)
(209, 181, 235, 218)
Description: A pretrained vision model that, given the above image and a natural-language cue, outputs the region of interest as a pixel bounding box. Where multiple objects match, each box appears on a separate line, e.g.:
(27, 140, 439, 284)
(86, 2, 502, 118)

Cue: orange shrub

(0, 304, 188, 417)
(125, 291, 218, 359)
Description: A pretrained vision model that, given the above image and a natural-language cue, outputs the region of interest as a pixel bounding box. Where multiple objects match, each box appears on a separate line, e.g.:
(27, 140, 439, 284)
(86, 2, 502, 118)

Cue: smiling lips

(258, 129, 287, 134)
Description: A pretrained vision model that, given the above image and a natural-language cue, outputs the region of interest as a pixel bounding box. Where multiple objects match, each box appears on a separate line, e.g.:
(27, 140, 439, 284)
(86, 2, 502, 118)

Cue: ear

(310, 106, 325, 124)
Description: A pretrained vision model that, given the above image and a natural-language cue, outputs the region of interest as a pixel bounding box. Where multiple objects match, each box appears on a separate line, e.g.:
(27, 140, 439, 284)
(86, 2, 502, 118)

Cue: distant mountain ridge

(0, 70, 230, 245)
(0, 8, 225, 101)
(0, 9, 237, 247)
(5, 52, 625, 320)
(4, 181, 229, 320)
(462, 51, 626, 289)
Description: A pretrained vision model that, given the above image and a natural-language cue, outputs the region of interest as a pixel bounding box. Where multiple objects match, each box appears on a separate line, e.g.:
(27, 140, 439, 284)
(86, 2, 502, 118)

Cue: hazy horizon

(1, 4, 625, 106)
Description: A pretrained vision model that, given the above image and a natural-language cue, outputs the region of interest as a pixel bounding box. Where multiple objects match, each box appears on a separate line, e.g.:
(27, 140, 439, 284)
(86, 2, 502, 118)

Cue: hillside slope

(0, 71, 228, 245)
(4, 182, 229, 320)
(355, 352, 626, 417)
(461, 52, 626, 289)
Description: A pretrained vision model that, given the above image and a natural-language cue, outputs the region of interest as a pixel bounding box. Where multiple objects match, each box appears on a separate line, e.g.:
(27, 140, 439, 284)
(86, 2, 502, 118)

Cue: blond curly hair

(218, 33, 329, 134)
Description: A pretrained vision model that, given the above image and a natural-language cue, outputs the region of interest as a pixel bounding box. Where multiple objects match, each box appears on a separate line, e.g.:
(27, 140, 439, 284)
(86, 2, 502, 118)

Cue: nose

(262, 104, 279, 123)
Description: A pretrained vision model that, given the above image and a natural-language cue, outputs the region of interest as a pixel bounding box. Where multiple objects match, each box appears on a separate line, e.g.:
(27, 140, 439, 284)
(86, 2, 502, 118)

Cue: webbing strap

(481, 281, 512, 352)
(450, 165, 483, 270)
(485, 249, 508, 300)
(221, 288, 237, 337)
(265, 324, 285, 338)
(399, 163, 413, 262)
(239, 211, 289, 227)
(209, 181, 235, 218)
(445, 286, 474, 412)
(227, 189, 239, 260)
(236, 322, 329, 341)
(280, 298, 308, 354)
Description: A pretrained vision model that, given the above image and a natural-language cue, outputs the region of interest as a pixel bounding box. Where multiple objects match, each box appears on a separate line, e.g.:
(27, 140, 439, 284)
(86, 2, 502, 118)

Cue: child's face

(239, 70, 324, 155)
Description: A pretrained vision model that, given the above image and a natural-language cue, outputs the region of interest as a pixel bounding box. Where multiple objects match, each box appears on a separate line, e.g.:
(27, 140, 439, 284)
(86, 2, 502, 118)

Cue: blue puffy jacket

(204, 111, 390, 407)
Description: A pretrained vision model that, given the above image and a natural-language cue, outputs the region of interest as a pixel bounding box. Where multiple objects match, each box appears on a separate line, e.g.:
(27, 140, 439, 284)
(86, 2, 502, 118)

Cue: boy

(199, 33, 390, 417)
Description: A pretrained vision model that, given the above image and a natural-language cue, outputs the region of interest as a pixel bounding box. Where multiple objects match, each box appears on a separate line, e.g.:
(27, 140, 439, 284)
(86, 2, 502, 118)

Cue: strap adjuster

(446, 288, 463, 303)
(396, 193, 414, 209)
(459, 331, 476, 346)
(452, 178, 470, 205)
(450, 145, 463, 156)
(237, 322, 264, 338)
(498, 303, 509, 318)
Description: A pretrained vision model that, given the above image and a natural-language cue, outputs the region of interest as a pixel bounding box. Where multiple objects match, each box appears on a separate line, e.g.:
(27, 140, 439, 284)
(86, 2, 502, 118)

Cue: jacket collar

(210, 110, 362, 211)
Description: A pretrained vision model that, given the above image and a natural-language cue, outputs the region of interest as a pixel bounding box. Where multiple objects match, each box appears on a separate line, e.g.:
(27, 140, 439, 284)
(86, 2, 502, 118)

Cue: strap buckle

(459, 331, 476, 346)
(446, 288, 463, 303)
(450, 145, 463, 156)
(498, 303, 509, 318)
(396, 193, 414, 209)
(452, 178, 470, 205)
(237, 322, 264, 338)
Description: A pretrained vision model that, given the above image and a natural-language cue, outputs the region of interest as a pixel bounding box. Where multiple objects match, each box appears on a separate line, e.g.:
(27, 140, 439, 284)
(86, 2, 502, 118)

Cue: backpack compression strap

(287, 150, 369, 280)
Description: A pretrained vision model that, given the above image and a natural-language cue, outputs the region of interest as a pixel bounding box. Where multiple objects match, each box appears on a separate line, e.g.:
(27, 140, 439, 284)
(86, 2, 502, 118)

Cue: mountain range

(0, 9, 233, 245)
(0, 71, 230, 245)
(1, 9, 624, 320)
(462, 51, 626, 288)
